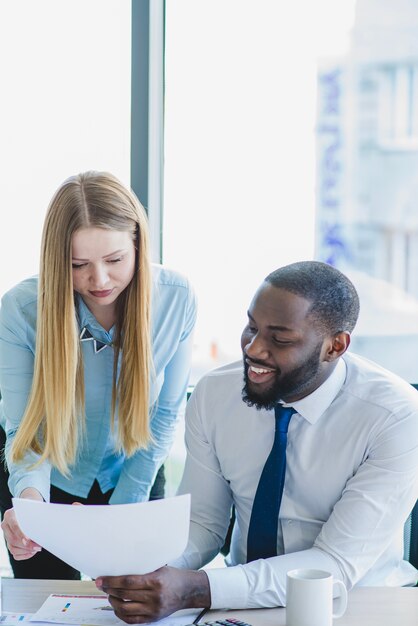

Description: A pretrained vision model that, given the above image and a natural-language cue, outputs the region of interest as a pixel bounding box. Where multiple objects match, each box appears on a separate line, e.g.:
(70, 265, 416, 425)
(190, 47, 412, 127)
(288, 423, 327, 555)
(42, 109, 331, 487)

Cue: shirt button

(287, 520, 293, 525)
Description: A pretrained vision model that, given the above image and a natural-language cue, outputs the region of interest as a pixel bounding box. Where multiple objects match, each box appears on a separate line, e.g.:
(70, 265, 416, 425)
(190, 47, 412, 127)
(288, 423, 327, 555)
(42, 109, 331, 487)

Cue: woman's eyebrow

(103, 249, 126, 259)
(72, 249, 127, 261)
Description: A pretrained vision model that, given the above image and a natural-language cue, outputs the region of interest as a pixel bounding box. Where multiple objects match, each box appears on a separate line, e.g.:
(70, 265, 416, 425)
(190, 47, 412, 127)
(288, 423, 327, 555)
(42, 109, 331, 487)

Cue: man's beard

(242, 342, 323, 410)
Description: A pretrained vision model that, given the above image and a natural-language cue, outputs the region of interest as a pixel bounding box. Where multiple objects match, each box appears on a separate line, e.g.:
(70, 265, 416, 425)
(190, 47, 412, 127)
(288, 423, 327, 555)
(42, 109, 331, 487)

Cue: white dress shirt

(173, 352, 418, 609)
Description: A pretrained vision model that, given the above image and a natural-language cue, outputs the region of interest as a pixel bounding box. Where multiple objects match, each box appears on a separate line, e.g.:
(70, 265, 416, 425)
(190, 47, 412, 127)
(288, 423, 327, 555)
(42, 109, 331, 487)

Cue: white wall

(0, 0, 132, 577)
(0, 0, 131, 297)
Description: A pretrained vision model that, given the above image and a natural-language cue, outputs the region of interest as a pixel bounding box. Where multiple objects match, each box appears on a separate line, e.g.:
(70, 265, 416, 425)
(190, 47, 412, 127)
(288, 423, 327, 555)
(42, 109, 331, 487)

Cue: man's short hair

(265, 261, 360, 335)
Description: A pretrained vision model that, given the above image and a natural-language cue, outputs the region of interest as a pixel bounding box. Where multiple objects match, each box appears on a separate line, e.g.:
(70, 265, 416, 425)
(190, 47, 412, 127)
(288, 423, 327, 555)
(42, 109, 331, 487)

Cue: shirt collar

(76, 295, 114, 342)
(282, 357, 347, 424)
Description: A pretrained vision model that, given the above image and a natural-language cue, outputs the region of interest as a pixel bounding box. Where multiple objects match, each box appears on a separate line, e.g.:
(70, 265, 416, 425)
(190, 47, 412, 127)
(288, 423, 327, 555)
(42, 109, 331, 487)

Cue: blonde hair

(11, 171, 152, 474)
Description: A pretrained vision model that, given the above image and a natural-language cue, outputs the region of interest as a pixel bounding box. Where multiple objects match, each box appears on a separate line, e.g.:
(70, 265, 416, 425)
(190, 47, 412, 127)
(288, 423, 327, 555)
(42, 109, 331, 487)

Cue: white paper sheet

(28, 595, 201, 626)
(13, 494, 190, 579)
(1, 613, 37, 625)
(29, 594, 123, 625)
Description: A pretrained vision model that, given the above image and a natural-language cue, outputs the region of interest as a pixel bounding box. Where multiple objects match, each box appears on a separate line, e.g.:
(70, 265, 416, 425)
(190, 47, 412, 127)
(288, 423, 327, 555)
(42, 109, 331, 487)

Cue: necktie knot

(275, 405, 296, 434)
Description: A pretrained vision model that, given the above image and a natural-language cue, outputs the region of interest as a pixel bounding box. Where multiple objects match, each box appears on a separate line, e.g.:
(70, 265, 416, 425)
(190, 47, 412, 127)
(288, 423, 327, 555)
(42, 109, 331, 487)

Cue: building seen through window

(316, 0, 418, 380)
(164, 0, 418, 387)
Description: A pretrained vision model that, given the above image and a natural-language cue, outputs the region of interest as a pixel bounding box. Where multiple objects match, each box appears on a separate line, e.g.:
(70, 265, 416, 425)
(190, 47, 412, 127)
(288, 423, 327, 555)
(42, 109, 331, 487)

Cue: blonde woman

(0, 171, 196, 579)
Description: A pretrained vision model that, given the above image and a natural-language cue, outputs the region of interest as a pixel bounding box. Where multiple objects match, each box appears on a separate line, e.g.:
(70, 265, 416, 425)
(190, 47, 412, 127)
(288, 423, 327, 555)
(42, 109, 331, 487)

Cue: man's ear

(323, 331, 351, 362)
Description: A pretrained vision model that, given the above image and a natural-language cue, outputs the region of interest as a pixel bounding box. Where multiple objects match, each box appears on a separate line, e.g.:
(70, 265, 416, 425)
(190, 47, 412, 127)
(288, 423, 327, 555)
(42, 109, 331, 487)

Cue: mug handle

(332, 580, 348, 619)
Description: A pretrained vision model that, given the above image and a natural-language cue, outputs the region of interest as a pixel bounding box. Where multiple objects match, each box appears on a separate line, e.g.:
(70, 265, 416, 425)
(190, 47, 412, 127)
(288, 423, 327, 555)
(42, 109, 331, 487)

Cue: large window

(163, 0, 356, 381)
(0, 0, 131, 577)
(162, 0, 358, 498)
(162, 0, 418, 496)
(0, 0, 131, 297)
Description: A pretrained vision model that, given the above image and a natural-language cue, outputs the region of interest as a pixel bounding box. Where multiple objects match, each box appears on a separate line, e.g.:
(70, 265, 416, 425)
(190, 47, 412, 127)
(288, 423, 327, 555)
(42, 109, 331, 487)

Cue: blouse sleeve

(109, 280, 197, 504)
(0, 289, 51, 501)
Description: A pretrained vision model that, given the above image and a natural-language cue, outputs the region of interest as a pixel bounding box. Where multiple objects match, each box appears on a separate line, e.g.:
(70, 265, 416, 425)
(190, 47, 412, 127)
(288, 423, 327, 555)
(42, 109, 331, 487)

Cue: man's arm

(95, 379, 232, 622)
(97, 397, 418, 617)
(96, 568, 210, 624)
(172, 382, 235, 569)
(205, 404, 418, 609)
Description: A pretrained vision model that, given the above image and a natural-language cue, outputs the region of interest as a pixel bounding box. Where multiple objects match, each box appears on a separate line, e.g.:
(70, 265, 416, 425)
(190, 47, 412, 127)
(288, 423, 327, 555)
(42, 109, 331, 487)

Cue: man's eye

(272, 337, 291, 345)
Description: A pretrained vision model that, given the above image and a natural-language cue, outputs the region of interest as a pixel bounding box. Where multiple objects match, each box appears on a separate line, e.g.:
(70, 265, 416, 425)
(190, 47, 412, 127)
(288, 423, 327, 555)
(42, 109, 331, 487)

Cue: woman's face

(71, 227, 136, 317)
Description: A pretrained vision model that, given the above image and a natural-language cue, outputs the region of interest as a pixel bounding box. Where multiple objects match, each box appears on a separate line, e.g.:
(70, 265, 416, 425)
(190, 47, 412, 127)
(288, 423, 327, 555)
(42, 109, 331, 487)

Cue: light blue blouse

(0, 264, 197, 504)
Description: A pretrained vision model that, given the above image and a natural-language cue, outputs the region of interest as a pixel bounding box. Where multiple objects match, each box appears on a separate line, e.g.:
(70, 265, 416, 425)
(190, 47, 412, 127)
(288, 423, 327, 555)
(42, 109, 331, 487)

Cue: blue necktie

(246, 405, 296, 562)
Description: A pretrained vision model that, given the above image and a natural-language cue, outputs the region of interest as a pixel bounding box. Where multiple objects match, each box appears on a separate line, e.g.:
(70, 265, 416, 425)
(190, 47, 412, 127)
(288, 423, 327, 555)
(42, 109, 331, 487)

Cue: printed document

(13, 494, 190, 579)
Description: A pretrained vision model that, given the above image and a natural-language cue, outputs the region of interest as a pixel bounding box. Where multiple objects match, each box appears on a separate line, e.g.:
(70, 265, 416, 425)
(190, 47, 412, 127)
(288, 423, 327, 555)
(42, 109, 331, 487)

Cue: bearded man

(96, 261, 418, 623)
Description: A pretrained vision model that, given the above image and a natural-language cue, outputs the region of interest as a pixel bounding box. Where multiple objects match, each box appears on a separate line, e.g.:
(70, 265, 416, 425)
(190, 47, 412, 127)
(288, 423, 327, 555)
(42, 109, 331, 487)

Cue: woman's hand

(1, 488, 43, 560)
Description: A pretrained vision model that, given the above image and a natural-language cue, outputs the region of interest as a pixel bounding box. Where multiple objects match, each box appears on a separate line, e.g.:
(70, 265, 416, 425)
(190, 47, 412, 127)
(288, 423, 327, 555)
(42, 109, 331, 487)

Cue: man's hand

(95, 566, 211, 624)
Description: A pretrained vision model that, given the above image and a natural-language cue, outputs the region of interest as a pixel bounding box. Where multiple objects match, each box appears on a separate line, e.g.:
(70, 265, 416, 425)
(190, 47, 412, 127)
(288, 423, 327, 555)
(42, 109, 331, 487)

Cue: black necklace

(79, 326, 112, 354)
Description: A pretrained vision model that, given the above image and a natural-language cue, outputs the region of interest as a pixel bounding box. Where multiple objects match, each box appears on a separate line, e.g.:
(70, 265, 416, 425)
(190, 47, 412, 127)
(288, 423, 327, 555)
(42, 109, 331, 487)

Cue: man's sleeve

(171, 382, 234, 570)
(206, 406, 418, 609)
(314, 407, 418, 584)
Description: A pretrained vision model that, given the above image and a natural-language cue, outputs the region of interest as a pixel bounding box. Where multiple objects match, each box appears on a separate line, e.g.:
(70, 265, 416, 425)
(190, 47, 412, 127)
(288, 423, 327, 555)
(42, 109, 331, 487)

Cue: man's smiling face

(241, 282, 331, 409)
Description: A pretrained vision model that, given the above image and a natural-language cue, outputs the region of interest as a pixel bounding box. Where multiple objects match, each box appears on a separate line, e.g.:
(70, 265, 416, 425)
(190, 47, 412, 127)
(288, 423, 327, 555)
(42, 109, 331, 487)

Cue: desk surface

(2, 579, 417, 626)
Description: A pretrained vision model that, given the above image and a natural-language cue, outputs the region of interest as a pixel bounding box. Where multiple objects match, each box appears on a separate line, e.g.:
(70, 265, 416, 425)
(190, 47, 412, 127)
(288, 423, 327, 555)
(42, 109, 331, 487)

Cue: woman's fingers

(1, 507, 41, 559)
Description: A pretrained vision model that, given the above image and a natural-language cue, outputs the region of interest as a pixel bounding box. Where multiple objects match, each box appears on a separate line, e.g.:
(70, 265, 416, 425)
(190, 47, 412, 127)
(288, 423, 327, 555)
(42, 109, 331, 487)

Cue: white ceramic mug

(286, 568, 347, 626)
